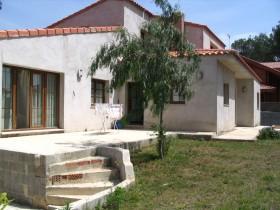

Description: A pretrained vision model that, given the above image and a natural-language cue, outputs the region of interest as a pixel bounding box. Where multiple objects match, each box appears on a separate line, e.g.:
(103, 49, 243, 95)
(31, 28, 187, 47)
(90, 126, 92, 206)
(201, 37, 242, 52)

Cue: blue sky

(0, 0, 279, 47)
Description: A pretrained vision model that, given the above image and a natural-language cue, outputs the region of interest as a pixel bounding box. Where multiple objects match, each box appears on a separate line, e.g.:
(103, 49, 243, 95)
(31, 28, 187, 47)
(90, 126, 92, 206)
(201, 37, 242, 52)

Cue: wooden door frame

(2, 65, 60, 131)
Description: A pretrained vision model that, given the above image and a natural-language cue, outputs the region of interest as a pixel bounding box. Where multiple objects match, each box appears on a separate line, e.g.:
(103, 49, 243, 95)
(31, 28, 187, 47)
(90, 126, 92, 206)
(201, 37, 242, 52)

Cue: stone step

(49, 168, 119, 185)
(46, 194, 88, 207)
(49, 156, 110, 176)
(46, 181, 119, 195)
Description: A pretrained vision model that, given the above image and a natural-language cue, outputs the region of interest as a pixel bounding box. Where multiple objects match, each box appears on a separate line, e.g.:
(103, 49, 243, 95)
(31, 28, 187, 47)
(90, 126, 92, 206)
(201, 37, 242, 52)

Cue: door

(1, 66, 59, 130)
(127, 82, 144, 125)
(31, 72, 43, 128)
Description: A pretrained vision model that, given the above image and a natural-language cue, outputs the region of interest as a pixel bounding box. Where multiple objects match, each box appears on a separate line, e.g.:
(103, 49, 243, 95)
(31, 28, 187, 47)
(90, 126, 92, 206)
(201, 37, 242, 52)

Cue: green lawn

(120, 139, 280, 210)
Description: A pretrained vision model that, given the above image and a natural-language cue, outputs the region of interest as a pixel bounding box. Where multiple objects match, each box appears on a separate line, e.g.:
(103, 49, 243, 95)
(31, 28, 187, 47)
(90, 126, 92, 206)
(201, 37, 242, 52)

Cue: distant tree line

(231, 21, 280, 62)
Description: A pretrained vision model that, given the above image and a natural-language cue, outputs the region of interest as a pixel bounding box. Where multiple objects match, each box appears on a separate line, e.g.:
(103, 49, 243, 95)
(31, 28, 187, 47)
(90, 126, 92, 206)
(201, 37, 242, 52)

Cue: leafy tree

(90, 0, 200, 158)
(231, 21, 280, 62)
(271, 21, 280, 61)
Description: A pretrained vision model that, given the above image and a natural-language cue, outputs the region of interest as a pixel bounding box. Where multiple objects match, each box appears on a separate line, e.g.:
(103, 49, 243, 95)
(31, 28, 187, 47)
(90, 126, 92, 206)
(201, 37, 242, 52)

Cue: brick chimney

(175, 12, 185, 34)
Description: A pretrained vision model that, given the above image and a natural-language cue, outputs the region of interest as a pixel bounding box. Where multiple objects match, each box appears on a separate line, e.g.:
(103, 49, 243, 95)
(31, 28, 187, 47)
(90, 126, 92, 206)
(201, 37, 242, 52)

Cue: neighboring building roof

(261, 84, 277, 92)
(170, 49, 261, 82)
(243, 56, 280, 80)
(47, 0, 154, 28)
(261, 62, 280, 70)
(0, 26, 120, 40)
(185, 21, 226, 48)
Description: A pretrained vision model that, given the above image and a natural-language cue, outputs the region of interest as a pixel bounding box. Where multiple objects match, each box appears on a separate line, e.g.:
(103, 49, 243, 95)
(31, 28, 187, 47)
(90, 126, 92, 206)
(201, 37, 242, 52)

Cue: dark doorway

(127, 82, 144, 125)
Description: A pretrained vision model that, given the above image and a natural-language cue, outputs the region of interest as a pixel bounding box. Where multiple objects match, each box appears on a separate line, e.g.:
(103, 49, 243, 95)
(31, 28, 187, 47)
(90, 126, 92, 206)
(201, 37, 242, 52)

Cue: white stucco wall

(235, 79, 260, 127)
(144, 56, 218, 132)
(203, 30, 224, 49)
(254, 80, 261, 126)
(216, 62, 236, 134)
(123, 2, 149, 36)
(0, 32, 117, 132)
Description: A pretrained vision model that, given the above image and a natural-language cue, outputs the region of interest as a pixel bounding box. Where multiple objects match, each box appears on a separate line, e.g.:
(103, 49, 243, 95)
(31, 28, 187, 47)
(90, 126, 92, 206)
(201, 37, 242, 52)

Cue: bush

(257, 127, 280, 140)
(0, 193, 12, 210)
(95, 187, 126, 210)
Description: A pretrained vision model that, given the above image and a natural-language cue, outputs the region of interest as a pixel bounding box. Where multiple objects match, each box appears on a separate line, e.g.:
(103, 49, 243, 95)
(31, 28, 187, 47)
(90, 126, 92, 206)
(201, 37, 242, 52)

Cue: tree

(90, 0, 200, 159)
(0, 0, 2, 10)
(271, 21, 280, 61)
(231, 21, 280, 62)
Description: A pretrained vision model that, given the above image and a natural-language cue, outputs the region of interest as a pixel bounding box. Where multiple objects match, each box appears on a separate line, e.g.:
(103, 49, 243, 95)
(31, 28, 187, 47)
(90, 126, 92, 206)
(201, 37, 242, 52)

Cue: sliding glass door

(1, 67, 13, 129)
(46, 74, 58, 127)
(16, 69, 30, 128)
(1, 66, 59, 130)
(31, 73, 43, 128)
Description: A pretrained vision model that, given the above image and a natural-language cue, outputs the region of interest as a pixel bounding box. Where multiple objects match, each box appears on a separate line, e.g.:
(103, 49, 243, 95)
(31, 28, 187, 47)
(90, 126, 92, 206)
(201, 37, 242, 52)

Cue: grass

(119, 139, 280, 210)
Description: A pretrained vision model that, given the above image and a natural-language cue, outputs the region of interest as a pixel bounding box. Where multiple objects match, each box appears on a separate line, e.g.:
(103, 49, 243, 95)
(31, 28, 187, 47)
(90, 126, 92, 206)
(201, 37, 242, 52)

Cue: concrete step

(50, 168, 119, 185)
(49, 156, 110, 176)
(46, 194, 88, 206)
(46, 181, 119, 195)
(47, 205, 63, 210)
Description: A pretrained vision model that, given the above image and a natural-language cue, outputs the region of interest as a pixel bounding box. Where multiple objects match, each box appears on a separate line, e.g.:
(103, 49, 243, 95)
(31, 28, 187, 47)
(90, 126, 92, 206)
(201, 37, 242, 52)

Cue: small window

(170, 90, 185, 104)
(91, 79, 106, 104)
(257, 92, 260, 110)
(223, 83, 229, 106)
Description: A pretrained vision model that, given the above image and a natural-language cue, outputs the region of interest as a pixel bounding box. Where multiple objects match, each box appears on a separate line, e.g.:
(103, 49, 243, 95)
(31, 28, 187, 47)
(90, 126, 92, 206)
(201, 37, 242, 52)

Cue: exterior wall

(0, 32, 117, 132)
(123, 2, 150, 36)
(0, 150, 47, 208)
(203, 30, 224, 49)
(144, 56, 218, 132)
(49, 1, 125, 28)
(236, 79, 260, 127)
(184, 25, 203, 49)
(216, 63, 236, 134)
(253, 80, 261, 125)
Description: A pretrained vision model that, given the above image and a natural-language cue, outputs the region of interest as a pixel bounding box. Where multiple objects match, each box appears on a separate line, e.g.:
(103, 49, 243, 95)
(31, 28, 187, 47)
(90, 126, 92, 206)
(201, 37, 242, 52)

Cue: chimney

(175, 12, 185, 34)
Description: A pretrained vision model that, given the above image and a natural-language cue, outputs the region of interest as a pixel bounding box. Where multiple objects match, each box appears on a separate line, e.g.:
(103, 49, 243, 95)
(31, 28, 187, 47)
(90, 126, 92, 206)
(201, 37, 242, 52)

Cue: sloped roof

(261, 62, 280, 70)
(243, 56, 280, 79)
(47, 0, 154, 28)
(170, 49, 261, 82)
(0, 26, 120, 40)
(185, 21, 226, 48)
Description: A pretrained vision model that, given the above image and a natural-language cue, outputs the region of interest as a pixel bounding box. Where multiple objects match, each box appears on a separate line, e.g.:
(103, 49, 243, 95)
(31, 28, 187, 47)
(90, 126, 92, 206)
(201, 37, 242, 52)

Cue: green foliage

(257, 127, 280, 140)
(95, 187, 126, 210)
(232, 21, 280, 62)
(0, 193, 12, 210)
(90, 0, 200, 158)
(61, 202, 72, 210)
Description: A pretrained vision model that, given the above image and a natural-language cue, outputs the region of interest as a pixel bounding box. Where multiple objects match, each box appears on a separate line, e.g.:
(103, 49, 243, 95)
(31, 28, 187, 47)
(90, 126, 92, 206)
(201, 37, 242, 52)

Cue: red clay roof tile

(0, 26, 121, 40)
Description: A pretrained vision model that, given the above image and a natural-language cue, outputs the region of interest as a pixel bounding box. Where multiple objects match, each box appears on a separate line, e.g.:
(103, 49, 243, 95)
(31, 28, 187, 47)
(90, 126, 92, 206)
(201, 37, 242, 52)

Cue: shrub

(0, 193, 12, 210)
(257, 127, 280, 140)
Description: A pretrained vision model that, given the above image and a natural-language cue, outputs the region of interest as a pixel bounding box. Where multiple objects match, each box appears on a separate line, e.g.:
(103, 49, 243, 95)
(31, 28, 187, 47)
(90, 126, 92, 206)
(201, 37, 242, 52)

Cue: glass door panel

(16, 69, 30, 129)
(1, 67, 13, 129)
(31, 73, 43, 127)
(46, 74, 58, 127)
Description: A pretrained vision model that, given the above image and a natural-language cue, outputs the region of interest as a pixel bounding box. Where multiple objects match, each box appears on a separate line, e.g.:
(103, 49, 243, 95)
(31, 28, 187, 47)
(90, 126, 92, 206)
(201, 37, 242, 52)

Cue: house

(0, 0, 261, 136)
(243, 59, 280, 125)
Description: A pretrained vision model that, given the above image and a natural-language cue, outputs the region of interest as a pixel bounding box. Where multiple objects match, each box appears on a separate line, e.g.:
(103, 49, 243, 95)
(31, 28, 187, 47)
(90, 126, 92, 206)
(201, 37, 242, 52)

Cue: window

(91, 79, 106, 104)
(223, 83, 229, 106)
(1, 65, 59, 130)
(170, 90, 185, 104)
(257, 92, 260, 110)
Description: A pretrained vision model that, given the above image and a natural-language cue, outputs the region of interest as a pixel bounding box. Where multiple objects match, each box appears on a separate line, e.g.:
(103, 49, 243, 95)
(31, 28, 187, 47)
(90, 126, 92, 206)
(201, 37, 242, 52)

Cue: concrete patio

(0, 127, 265, 156)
